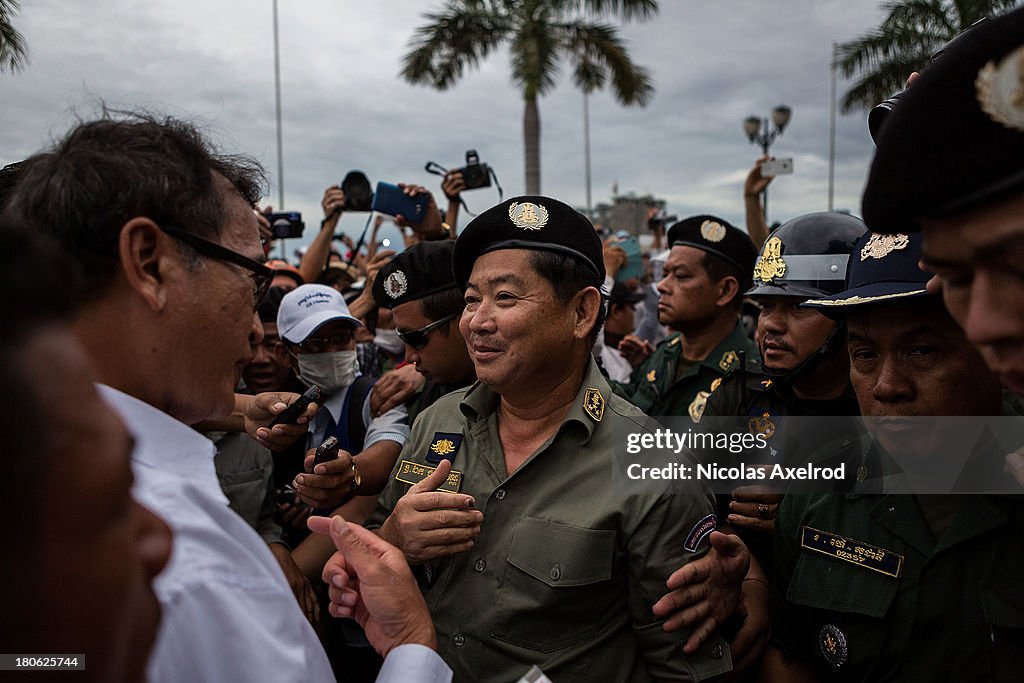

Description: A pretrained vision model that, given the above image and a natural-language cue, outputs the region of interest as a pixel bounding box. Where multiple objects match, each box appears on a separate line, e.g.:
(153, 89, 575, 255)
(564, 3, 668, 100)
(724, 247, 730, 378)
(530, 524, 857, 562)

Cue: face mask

(374, 328, 405, 355)
(295, 350, 358, 395)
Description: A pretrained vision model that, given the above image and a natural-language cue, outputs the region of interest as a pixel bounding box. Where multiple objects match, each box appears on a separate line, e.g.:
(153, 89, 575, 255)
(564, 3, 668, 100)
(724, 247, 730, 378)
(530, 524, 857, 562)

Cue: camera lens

(868, 92, 903, 143)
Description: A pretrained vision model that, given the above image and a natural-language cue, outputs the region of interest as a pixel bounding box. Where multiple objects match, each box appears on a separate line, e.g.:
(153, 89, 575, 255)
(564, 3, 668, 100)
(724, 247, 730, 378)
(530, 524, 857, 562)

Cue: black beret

(863, 6, 1024, 232)
(452, 196, 604, 290)
(372, 240, 458, 307)
(666, 215, 758, 275)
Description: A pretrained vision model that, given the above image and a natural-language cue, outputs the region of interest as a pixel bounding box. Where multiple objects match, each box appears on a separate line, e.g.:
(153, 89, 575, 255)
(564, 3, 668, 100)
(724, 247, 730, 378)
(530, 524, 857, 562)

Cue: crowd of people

(3, 6, 1024, 682)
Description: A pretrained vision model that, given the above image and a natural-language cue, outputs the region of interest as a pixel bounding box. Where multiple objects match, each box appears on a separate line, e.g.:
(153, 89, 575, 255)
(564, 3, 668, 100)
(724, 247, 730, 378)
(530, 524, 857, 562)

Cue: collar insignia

(508, 201, 549, 230)
(976, 45, 1024, 132)
(383, 270, 408, 299)
(761, 378, 773, 389)
(700, 220, 726, 242)
(860, 233, 909, 261)
(710, 377, 722, 393)
(583, 387, 605, 422)
(719, 350, 738, 372)
(425, 432, 463, 464)
(753, 236, 787, 283)
(646, 369, 657, 383)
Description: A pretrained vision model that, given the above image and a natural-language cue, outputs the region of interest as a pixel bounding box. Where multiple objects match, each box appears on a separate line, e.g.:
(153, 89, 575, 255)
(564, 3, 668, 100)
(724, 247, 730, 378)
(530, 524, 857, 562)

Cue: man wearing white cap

(278, 284, 410, 508)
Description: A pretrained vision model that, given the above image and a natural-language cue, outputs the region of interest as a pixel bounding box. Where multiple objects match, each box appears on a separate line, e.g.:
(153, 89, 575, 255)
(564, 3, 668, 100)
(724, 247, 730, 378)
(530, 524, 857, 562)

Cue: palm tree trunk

(523, 95, 541, 195)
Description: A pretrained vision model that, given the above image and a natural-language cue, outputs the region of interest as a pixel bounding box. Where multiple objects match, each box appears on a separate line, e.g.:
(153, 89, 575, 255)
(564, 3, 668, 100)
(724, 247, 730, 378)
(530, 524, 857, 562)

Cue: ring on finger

(757, 503, 771, 519)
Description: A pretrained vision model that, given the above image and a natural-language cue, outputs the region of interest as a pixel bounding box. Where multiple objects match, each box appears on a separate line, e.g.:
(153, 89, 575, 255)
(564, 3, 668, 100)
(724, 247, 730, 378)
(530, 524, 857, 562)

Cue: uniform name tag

(800, 526, 903, 578)
(394, 459, 463, 493)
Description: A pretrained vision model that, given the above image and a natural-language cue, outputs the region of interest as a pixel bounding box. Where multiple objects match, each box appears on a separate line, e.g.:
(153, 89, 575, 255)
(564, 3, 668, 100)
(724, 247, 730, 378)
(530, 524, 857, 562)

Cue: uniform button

(550, 564, 561, 581)
(454, 634, 466, 647)
(474, 558, 487, 572)
(495, 489, 507, 501)
(711, 642, 724, 659)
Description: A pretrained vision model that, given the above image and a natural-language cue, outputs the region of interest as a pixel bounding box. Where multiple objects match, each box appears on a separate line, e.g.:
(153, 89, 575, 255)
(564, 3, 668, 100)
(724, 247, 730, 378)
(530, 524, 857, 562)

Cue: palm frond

(509, 15, 561, 99)
(559, 20, 652, 105)
(550, 0, 658, 22)
(400, 2, 512, 89)
(0, 0, 28, 73)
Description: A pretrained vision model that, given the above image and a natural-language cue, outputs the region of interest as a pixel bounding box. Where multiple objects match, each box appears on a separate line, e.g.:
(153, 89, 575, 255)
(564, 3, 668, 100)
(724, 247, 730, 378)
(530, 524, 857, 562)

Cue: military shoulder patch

(426, 432, 463, 464)
(583, 387, 605, 422)
(394, 459, 462, 492)
(683, 513, 717, 552)
(800, 526, 904, 578)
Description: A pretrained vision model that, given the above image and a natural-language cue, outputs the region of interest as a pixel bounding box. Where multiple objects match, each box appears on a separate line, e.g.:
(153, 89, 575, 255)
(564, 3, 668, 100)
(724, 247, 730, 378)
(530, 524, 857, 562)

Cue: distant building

(580, 192, 667, 237)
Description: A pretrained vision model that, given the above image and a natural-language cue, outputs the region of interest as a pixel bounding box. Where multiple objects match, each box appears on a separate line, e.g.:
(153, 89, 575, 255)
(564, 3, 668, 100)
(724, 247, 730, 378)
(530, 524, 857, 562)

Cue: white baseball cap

(277, 284, 362, 343)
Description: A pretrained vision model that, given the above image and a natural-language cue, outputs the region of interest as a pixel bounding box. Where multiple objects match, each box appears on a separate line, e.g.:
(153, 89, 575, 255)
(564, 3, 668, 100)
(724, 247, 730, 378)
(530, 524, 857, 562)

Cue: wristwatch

(349, 461, 362, 495)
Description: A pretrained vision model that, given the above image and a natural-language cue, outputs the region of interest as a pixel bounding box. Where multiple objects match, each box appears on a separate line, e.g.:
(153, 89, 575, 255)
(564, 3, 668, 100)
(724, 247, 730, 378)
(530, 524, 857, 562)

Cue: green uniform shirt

(613, 321, 759, 422)
(369, 359, 731, 682)
(774, 437, 1024, 681)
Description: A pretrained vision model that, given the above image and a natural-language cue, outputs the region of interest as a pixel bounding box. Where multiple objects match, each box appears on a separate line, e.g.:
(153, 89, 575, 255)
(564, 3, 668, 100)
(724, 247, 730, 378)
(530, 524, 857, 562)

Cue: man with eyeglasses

(371, 240, 476, 424)
(1, 113, 336, 681)
(278, 284, 411, 511)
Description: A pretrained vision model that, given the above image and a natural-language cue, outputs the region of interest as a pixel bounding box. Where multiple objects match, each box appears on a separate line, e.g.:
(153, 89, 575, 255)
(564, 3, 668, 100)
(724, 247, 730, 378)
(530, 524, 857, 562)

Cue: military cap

(863, 6, 1024, 232)
(451, 196, 604, 290)
(803, 230, 931, 318)
(372, 240, 458, 307)
(666, 215, 758, 275)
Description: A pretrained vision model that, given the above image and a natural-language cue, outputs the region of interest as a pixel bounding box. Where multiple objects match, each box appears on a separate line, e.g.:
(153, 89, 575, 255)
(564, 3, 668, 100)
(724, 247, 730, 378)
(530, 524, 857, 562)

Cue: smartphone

(615, 236, 643, 282)
(371, 182, 429, 223)
(268, 385, 321, 428)
(761, 158, 794, 176)
(313, 436, 341, 467)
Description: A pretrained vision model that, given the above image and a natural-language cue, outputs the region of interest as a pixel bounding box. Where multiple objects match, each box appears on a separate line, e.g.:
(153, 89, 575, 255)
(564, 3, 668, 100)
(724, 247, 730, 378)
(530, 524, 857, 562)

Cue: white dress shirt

(99, 385, 335, 682)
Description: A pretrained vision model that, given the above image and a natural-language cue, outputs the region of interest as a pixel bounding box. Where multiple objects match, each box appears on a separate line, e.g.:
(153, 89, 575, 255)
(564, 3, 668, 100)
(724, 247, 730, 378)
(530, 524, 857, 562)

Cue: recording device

(761, 158, 794, 176)
(340, 170, 373, 212)
(371, 182, 429, 222)
(457, 149, 492, 190)
(647, 210, 677, 232)
(268, 211, 305, 239)
(268, 385, 321, 428)
(275, 484, 298, 507)
(313, 436, 341, 467)
(615, 236, 643, 282)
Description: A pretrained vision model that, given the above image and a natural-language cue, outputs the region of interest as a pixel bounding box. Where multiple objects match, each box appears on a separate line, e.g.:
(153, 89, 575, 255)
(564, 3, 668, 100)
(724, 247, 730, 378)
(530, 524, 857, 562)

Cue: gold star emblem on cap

(976, 45, 1024, 132)
(753, 236, 787, 283)
(430, 438, 456, 457)
(384, 271, 408, 299)
(508, 201, 550, 230)
(860, 233, 909, 261)
(583, 388, 605, 422)
(700, 220, 726, 242)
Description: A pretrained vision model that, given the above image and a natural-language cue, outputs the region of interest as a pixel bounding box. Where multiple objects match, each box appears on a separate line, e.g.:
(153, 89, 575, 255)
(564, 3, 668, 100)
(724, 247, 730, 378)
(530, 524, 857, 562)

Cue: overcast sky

(1, 0, 886, 253)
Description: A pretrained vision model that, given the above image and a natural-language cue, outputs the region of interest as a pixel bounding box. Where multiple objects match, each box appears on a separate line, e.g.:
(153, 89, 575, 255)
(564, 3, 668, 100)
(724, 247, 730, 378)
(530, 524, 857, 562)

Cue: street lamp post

(743, 105, 792, 223)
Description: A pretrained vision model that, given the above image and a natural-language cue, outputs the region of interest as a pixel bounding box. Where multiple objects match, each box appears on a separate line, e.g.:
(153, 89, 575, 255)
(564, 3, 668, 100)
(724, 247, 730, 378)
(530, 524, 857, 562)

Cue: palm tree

(402, 0, 657, 194)
(0, 0, 27, 72)
(835, 0, 1019, 114)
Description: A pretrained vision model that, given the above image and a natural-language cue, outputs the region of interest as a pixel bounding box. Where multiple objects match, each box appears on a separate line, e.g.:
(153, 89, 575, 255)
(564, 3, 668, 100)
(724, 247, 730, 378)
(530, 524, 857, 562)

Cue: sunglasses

(396, 312, 460, 350)
(158, 223, 274, 308)
(293, 329, 357, 354)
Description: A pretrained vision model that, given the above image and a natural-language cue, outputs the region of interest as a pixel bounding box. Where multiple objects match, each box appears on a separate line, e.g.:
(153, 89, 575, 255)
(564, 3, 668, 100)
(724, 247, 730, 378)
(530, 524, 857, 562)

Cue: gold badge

(710, 377, 722, 393)
(430, 439, 456, 457)
(583, 387, 605, 422)
(819, 624, 849, 670)
(394, 459, 463, 492)
(761, 378, 773, 389)
(748, 412, 776, 438)
(753, 236, 787, 283)
(719, 350, 738, 372)
(507, 201, 550, 230)
(383, 270, 408, 299)
(669, 335, 680, 346)
(646, 369, 657, 383)
(700, 220, 726, 243)
(976, 45, 1024, 132)
(689, 390, 710, 423)
(860, 232, 909, 261)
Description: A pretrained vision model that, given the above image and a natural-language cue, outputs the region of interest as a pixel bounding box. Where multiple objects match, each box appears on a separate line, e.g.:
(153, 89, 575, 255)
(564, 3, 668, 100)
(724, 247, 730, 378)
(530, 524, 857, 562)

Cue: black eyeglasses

(158, 223, 274, 308)
(396, 312, 459, 350)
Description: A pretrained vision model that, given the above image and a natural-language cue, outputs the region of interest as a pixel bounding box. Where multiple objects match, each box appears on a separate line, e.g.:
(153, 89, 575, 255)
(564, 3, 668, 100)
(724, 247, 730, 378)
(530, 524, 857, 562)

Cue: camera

(340, 170, 373, 212)
(268, 211, 305, 239)
(457, 150, 492, 190)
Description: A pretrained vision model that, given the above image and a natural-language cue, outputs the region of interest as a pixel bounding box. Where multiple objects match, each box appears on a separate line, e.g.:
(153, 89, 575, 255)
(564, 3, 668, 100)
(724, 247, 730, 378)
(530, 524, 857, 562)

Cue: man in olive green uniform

(763, 228, 1023, 681)
(367, 197, 732, 682)
(614, 215, 759, 422)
